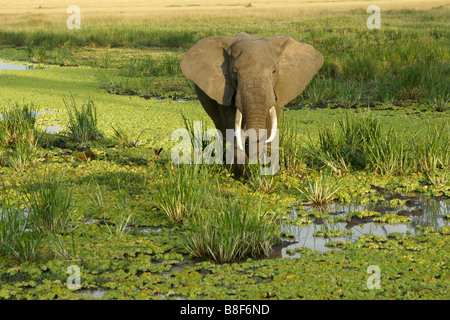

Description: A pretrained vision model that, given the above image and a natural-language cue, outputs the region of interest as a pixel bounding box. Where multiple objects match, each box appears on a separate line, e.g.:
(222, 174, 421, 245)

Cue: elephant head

(180, 32, 323, 159)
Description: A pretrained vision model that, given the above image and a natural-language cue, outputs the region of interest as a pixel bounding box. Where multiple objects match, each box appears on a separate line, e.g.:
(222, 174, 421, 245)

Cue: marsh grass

(246, 164, 279, 194)
(155, 164, 214, 223)
(0, 199, 43, 262)
(303, 113, 371, 173)
(3, 7, 447, 107)
(121, 55, 181, 78)
(111, 124, 147, 148)
(0, 103, 41, 170)
(278, 114, 306, 173)
(181, 113, 218, 160)
(64, 97, 105, 142)
(414, 123, 449, 174)
(104, 180, 135, 234)
(304, 112, 449, 176)
(297, 171, 341, 205)
(182, 195, 280, 264)
(20, 174, 75, 233)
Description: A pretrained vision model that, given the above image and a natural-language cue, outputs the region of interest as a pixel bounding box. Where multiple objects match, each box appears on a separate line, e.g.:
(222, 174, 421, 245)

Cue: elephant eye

(272, 68, 277, 74)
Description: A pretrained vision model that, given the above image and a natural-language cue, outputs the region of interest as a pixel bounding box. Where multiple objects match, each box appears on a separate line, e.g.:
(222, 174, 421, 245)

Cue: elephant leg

(195, 85, 224, 134)
(218, 106, 252, 179)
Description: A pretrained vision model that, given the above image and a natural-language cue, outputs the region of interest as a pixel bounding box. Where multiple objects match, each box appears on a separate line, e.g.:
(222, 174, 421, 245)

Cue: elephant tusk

(265, 106, 277, 143)
(235, 108, 244, 150)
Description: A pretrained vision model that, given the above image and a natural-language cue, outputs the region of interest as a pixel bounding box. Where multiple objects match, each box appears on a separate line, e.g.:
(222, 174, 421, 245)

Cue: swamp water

(0, 110, 65, 134)
(280, 193, 449, 258)
(0, 61, 34, 71)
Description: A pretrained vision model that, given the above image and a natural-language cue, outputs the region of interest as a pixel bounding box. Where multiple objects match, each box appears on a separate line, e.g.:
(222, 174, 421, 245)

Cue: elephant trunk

(235, 77, 277, 154)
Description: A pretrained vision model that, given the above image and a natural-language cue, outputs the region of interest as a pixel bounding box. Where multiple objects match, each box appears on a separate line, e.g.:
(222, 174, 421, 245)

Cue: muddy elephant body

(180, 32, 323, 175)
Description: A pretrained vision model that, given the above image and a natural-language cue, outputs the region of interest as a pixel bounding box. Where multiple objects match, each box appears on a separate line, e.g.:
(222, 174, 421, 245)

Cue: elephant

(180, 32, 323, 176)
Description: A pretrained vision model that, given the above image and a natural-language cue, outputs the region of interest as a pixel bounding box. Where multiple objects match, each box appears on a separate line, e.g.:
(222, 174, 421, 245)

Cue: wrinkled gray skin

(180, 32, 323, 176)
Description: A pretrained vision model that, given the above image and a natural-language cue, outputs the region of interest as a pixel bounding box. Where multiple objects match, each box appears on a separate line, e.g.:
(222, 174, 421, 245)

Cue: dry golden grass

(1, 0, 448, 28)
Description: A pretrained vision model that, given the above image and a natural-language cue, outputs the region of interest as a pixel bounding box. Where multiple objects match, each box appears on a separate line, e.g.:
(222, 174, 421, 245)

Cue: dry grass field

(1, 0, 449, 25)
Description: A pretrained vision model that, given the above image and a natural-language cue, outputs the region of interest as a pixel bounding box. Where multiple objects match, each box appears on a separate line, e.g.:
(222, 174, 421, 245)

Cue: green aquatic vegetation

(284, 217, 312, 226)
(389, 198, 407, 207)
(280, 231, 295, 241)
(313, 229, 353, 238)
(387, 232, 405, 240)
(324, 240, 352, 249)
(120, 55, 182, 78)
(374, 213, 412, 225)
(104, 180, 135, 234)
(303, 112, 449, 176)
(111, 124, 147, 148)
(347, 210, 381, 219)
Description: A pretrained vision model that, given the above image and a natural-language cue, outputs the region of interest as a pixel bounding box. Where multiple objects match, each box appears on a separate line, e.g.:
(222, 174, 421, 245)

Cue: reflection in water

(281, 194, 449, 257)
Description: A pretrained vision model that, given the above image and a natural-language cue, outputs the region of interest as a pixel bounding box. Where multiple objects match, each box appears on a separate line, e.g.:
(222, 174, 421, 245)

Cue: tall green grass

(120, 55, 181, 78)
(64, 97, 105, 142)
(0, 103, 41, 170)
(278, 114, 306, 173)
(182, 195, 280, 264)
(0, 173, 76, 262)
(111, 124, 147, 148)
(20, 174, 75, 233)
(154, 163, 281, 263)
(304, 112, 449, 175)
(155, 164, 214, 223)
(0, 198, 43, 263)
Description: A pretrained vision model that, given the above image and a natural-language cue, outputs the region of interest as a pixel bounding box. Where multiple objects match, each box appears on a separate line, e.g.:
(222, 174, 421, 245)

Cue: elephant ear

(266, 36, 323, 107)
(180, 36, 238, 106)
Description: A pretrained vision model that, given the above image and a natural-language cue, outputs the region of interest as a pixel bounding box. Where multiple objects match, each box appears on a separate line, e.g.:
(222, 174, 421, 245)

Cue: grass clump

(297, 171, 341, 205)
(20, 174, 75, 234)
(64, 97, 105, 142)
(111, 124, 147, 148)
(182, 196, 279, 264)
(0, 103, 41, 170)
(0, 198, 43, 263)
(0, 174, 76, 262)
(278, 114, 306, 173)
(155, 164, 214, 223)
